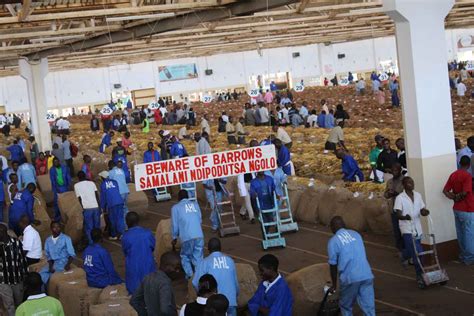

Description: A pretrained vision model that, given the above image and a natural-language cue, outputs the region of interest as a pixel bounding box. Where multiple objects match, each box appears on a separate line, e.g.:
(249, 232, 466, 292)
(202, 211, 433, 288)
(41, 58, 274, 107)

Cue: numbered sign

(379, 72, 389, 81)
(248, 89, 259, 97)
(466, 61, 474, 71)
(294, 84, 305, 92)
(46, 112, 56, 123)
(149, 102, 159, 110)
(100, 105, 113, 115)
(339, 78, 349, 86)
(202, 95, 213, 104)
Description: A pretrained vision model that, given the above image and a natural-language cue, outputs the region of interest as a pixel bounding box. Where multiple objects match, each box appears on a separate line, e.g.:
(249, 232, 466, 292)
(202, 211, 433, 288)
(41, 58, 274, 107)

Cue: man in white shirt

(57, 117, 71, 134)
(201, 114, 211, 135)
(74, 171, 100, 245)
(19, 215, 42, 266)
(272, 125, 292, 149)
(394, 177, 430, 289)
(457, 80, 467, 97)
(221, 112, 229, 123)
(178, 124, 190, 140)
(259, 104, 269, 125)
(307, 110, 318, 128)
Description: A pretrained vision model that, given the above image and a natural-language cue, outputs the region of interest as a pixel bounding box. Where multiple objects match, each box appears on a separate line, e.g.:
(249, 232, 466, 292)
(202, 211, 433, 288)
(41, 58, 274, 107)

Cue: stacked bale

(154, 219, 181, 264)
(32, 190, 52, 242)
(58, 191, 84, 244)
(97, 284, 129, 304)
(287, 263, 331, 316)
(127, 184, 148, 218)
(334, 192, 369, 232)
(57, 279, 102, 316)
(49, 267, 85, 298)
(294, 183, 328, 223)
(363, 193, 392, 235)
(37, 174, 54, 204)
(89, 300, 137, 316)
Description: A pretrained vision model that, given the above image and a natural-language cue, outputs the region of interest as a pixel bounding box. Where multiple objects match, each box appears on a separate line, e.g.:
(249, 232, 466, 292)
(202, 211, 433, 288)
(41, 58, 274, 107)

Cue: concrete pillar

(19, 58, 52, 152)
(383, 0, 457, 257)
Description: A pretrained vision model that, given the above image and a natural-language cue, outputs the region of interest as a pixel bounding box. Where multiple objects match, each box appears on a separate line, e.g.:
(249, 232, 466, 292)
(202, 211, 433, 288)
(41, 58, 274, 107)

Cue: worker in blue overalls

(171, 190, 204, 279)
(170, 136, 188, 158)
(202, 178, 228, 233)
(9, 183, 37, 236)
(250, 172, 279, 235)
(112, 139, 131, 183)
(82, 228, 122, 288)
(193, 238, 239, 316)
(99, 171, 125, 240)
(49, 157, 71, 221)
(121, 212, 156, 294)
(273, 138, 294, 176)
(99, 130, 114, 153)
(143, 142, 162, 200)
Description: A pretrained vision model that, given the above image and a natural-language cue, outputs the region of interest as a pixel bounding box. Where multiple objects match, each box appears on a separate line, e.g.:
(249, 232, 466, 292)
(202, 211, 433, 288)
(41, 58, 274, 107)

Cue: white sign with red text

(134, 145, 277, 191)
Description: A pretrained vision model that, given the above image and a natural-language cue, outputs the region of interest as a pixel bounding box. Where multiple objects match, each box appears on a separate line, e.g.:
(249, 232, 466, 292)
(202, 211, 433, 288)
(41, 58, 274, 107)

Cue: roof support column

(19, 58, 52, 152)
(383, 0, 457, 259)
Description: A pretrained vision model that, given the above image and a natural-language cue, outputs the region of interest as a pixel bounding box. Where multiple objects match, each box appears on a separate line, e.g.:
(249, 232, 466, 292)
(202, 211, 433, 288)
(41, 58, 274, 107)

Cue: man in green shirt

(16, 272, 65, 316)
(369, 135, 384, 183)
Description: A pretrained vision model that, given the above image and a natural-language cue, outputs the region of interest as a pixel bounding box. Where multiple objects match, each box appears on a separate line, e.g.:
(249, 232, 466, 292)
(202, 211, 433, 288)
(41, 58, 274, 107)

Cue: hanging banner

(134, 145, 277, 191)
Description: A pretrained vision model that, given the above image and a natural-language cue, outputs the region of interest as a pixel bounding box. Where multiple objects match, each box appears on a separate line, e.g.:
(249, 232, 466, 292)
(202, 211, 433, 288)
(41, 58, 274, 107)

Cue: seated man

(39, 221, 75, 285)
(248, 254, 293, 316)
(83, 229, 122, 288)
(335, 149, 364, 182)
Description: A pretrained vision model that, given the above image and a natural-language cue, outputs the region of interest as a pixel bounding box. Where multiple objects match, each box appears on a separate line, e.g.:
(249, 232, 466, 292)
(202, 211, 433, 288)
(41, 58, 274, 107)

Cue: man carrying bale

(99, 171, 125, 240)
(192, 238, 239, 316)
(39, 222, 75, 285)
(49, 157, 71, 221)
(327, 216, 375, 315)
(121, 212, 156, 294)
(171, 190, 204, 279)
(74, 171, 101, 245)
(82, 228, 122, 289)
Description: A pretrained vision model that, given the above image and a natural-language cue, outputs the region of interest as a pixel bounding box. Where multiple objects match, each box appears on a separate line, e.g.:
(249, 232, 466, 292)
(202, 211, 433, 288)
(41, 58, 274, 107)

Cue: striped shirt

(0, 236, 28, 284)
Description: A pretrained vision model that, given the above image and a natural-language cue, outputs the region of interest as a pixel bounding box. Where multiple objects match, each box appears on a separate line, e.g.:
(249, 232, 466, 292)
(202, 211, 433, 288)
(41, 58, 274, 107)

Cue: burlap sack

(37, 174, 54, 204)
(154, 219, 181, 265)
(196, 182, 207, 205)
(49, 266, 85, 299)
(318, 187, 353, 226)
(127, 184, 148, 218)
(363, 194, 392, 235)
(295, 184, 328, 223)
(32, 190, 52, 243)
(334, 193, 368, 232)
(58, 279, 102, 316)
(28, 256, 47, 273)
(186, 263, 258, 308)
(89, 299, 137, 316)
(58, 191, 84, 244)
(98, 284, 129, 304)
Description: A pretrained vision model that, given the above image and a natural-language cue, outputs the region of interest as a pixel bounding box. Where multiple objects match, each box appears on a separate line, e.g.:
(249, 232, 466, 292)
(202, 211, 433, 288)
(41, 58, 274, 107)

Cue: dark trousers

(390, 212, 404, 251)
(26, 257, 40, 266)
(66, 158, 74, 177)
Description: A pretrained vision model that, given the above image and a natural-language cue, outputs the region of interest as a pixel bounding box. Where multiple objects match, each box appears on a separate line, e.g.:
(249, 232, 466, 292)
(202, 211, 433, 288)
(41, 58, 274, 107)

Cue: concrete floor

(77, 193, 474, 316)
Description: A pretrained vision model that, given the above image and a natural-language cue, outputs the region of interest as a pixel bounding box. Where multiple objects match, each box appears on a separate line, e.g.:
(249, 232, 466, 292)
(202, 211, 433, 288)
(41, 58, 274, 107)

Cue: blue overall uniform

(0, 182, 4, 222)
(341, 155, 364, 182)
(248, 275, 293, 316)
(50, 165, 71, 221)
(260, 139, 272, 146)
(112, 146, 131, 183)
(39, 233, 76, 284)
(82, 243, 122, 288)
(270, 168, 287, 209)
(100, 178, 125, 238)
(121, 226, 156, 294)
(109, 167, 130, 216)
(317, 114, 326, 128)
(171, 198, 204, 278)
(328, 228, 375, 316)
(170, 141, 188, 158)
(8, 189, 34, 236)
(143, 150, 162, 199)
(276, 146, 292, 176)
(250, 175, 276, 221)
(193, 251, 239, 316)
(18, 163, 36, 188)
(203, 178, 227, 230)
(7, 144, 25, 163)
(99, 133, 112, 153)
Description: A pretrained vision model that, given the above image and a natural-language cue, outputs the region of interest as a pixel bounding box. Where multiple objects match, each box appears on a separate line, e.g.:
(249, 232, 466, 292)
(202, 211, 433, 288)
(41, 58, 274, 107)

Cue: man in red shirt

(443, 155, 474, 265)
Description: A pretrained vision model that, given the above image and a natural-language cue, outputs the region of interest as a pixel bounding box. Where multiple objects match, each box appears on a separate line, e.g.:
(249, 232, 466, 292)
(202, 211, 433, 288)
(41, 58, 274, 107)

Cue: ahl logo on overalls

(185, 203, 197, 213)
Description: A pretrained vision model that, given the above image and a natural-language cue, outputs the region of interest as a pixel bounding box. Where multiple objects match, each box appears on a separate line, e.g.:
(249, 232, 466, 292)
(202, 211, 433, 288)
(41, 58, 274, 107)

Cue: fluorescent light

(106, 12, 175, 22)
(30, 35, 86, 42)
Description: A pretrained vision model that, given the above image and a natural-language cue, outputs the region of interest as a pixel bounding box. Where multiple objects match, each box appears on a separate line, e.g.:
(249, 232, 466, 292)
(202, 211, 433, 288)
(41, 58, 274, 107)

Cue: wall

(1, 27, 473, 113)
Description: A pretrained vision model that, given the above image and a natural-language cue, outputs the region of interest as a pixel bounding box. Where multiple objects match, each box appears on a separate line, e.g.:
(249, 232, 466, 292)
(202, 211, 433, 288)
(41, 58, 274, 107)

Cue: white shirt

(74, 180, 99, 209)
(263, 274, 282, 293)
(159, 107, 168, 117)
(178, 127, 187, 140)
(221, 115, 229, 123)
(457, 82, 467, 96)
(277, 127, 292, 145)
(307, 114, 318, 127)
(259, 107, 269, 123)
(201, 119, 210, 135)
(394, 190, 425, 236)
(0, 155, 7, 170)
(57, 119, 70, 130)
(179, 297, 207, 316)
(22, 225, 42, 259)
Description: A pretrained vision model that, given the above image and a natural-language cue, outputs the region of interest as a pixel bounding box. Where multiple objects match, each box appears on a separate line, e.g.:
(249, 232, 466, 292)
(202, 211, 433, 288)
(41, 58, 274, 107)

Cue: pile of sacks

(48, 267, 135, 316)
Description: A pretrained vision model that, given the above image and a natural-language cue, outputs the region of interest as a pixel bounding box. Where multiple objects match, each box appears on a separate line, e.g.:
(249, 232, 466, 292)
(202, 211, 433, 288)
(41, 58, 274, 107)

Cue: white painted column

(19, 58, 52, 152)
(383, 0, 457, 246)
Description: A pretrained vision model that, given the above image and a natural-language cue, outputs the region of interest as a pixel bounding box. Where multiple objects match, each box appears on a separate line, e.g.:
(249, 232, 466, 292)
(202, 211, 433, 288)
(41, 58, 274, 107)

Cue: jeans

(0, 201, 4, 222)
(121, 193, 129, 218)
(227, 306, 237, 316)
(390, 212, 404, 251)
(339, 279, 375, 316)
(83, 208, 101, 244)
(66, 158, 74, 177)
(181, 238, 204, 278)
(454, 210, 474, 264)
(402, 234, 423, 276)
(108, 204, 125, 238)
(206, 189, 223, 230)
(53, 185, 68, 221)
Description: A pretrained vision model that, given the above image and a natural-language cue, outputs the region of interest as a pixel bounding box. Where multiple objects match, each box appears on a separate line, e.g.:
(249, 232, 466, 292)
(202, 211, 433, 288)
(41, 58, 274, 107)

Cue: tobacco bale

(363, 193, 392, 235)
(154, 219, 181, 265)
(57, 279, 102, 316)
(58, 191, 84, 245)
(49, 266, 85, 299)
(37, 174, 54, 204)
(32, 190, 52, 242)
(318, 187, 353, 226)
(89, 299, 137, 316)
(98, 284, 129, 304)
(295, 184, 328, 223)
(334, 193, 368, 232)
